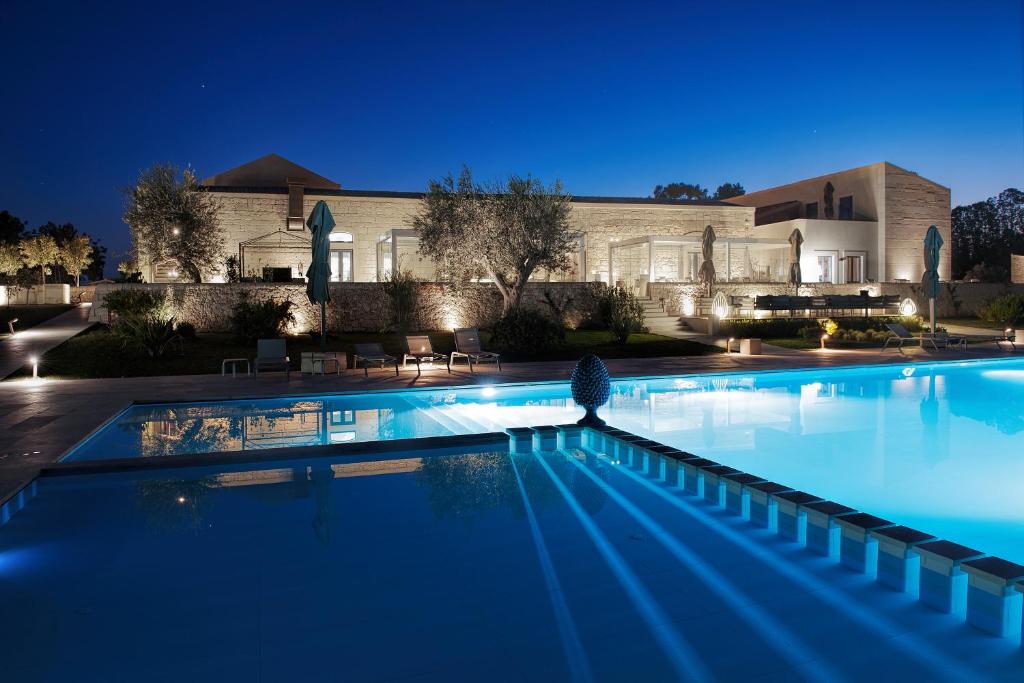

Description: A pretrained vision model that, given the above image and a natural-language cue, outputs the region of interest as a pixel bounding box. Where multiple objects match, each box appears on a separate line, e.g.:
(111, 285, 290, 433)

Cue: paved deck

(0, 305, 92, 379)
(0, 342, 1019, 504)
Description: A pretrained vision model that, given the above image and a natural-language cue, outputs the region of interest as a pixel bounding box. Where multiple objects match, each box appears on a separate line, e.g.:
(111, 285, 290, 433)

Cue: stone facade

(1012, 255, 1024, 284)
(0, 284, 71, 305)
(883, 165, 951, 282)
(90, 281, 605, 333)
(148, 189, 755, 286)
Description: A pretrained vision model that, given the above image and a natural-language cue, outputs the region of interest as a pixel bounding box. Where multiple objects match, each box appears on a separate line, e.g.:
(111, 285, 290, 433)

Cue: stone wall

(1012, 255, 1024, 284)
(883, 165, 951, 282)
(90, 281, 605, 333)
(649, 281, 1024, 318)
(139, 189, 756, 286)
(0, 284, 71, 305)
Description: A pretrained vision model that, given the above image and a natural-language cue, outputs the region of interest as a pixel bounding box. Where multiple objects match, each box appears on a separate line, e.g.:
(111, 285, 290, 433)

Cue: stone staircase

(640, 298, 692, 338)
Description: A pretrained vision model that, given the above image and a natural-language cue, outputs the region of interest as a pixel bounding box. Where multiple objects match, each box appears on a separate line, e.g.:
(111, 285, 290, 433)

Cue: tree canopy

(59, 234, 94, 286)
(0, 242, 21, 276)
(413, 167, 576, 314)
(951, 188, 1024, 280)
(20, 234, 59, 285)
(123, 164, 223, 282)
(652, 181, 745, 201)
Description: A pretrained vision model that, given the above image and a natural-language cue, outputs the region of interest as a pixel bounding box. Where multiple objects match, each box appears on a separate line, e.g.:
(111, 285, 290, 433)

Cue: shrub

(821, 318, 839, 336)
(113, 317, 181, 358)
(596, 286, 645, 344)
(230, 297, 295, 344)
(720, 315, 923, 339)
(175, 321, 197, 338)
(103, 289, 171, 321)
(979, 293, 1024, 326)
(490, 308, 565, 353)
(380, 267, 419, 335)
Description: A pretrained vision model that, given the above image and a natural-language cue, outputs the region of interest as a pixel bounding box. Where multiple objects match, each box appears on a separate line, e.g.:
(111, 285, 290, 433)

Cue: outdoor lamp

(820, 334, 829, 350)
(7, 317, 17, 335)
(30, 355, 38, 379)
(727, 337, 735, 353)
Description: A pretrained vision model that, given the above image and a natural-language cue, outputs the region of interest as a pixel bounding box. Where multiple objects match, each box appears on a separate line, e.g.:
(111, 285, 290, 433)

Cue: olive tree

(20, 234, 59, 285)
(414, 167, 576, 315)
(59, 234, 94, 286)
(123, 164, 223, 282)
(0, 242, 22, 278)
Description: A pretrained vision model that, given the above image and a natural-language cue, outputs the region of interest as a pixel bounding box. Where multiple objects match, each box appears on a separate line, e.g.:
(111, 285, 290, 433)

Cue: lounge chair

(883, 323, 939, 351)
(254, 338, 290, 377)
(451, 328, 501, 373)
(403, 335, 451, 377)
(353, 343, 399, 377)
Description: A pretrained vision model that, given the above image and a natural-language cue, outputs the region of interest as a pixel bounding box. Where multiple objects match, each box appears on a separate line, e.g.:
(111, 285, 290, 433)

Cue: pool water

(65, 359, 1024, 564)
(1, 444, 1005, 681)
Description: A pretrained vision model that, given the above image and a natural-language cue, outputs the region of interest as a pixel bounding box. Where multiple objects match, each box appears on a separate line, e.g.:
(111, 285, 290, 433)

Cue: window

(844, 255, 863, 283)
(329, 249, 353, 282)
(838, 196, 853, 220)
(805, 202, 818, 219)
(816, 255, 834, 283)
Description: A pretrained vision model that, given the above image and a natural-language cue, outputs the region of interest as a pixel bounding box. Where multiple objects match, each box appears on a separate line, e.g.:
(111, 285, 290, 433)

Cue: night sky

(1, 0, 1021, 268)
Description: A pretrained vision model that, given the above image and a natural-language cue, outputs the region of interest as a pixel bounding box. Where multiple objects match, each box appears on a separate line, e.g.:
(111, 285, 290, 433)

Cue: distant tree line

(0, 211, 106, 287)
(651, 181, 745, 201)
(951, 188, 1024, 281)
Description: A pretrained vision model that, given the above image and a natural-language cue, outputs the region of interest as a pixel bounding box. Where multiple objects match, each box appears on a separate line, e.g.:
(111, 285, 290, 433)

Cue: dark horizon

(1, 0, 1022, 266)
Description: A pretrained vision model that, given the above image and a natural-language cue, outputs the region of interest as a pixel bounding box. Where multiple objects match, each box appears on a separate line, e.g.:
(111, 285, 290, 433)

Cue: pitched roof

(200, 153, 341, 189)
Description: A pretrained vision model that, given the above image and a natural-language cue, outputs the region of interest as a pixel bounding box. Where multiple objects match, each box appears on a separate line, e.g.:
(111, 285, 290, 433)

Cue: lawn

(1, 305, 76, 333)
(22, 327, 719, 379)
(941, 317, 1015, 331)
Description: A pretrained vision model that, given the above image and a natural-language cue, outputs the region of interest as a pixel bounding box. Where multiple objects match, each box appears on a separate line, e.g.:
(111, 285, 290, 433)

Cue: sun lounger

(451, 328, 501, 373)
(883, 323, 940, 351)
(254, 338, 290, 377)
(353, 343, 400, 377)
(403, 335, 451, 377)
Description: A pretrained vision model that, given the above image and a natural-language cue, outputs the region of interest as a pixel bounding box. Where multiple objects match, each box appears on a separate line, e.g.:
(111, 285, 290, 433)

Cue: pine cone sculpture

(571, 354, 610, 427)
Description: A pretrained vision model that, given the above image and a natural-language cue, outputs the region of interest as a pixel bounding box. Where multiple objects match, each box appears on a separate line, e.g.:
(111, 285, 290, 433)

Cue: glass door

(329, 249, 353, 282)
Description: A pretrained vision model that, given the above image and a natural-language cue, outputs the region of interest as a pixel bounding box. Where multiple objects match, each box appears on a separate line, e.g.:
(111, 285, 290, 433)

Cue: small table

(221, 358, 250, 377)
(301, 351, 343, 375)
(739, 338, 762, 355)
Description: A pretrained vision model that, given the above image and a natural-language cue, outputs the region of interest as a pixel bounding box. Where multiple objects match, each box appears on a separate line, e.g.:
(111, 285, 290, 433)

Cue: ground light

(727, 337, 735, 353)
(29, 356, 38, 379)
(820, 333, 829, 350)
(6, 317, 17, 335)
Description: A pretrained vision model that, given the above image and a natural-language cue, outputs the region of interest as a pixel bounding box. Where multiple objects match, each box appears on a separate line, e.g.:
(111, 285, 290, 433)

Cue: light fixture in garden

(899, 298, 917, 316)
(820, 334, 829, 350)
(30, 356, 38, 379)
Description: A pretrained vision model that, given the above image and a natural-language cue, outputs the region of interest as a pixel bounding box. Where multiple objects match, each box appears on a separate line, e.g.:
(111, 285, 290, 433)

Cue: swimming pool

(64, 358, 1024, 565)
(3, 441, 1011, 681)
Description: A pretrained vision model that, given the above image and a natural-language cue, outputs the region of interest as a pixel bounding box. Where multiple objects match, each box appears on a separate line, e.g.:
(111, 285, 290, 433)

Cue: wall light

(899, 298, 917, 316)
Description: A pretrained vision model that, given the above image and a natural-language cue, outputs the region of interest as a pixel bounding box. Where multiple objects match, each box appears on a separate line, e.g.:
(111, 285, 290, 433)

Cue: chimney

(287, 177, 305, 230)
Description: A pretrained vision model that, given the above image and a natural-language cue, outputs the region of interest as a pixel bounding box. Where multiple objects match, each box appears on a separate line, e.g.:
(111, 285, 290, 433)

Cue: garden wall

(89, 282, 605, 333)
(0, 284, 71, 305)
(649, 281, 1024, 318)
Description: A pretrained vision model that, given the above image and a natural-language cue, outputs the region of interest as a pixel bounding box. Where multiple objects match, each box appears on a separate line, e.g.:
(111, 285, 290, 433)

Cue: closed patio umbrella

(697, 224, 716, 295)
(305, 200, 336, 349)
(788, 228, 803, 290)
(922, 224, 943, 335)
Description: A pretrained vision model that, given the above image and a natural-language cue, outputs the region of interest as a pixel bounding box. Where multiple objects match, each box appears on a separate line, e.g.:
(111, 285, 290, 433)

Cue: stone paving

(1, 342, 1019, 504)
(0, 305, 92, 379)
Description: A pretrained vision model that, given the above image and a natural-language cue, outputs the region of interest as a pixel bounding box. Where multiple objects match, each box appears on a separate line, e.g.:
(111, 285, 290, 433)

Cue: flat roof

(203, 185, 741, 207)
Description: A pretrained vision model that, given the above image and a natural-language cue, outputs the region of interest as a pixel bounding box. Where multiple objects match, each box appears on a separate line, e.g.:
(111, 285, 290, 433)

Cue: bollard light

(820, 334, 829, 350)
(727, 337, 735, 353)
(7, 317, 18, 336)
(30, 355, 39, 379)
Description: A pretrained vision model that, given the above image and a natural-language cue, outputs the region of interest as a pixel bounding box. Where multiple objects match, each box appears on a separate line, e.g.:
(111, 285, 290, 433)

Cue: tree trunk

(40, 267, 46, 286)
(76, 273, 81, 287)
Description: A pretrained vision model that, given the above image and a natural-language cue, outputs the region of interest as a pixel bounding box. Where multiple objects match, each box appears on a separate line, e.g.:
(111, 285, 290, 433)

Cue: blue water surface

(64, 358, 1024, 564)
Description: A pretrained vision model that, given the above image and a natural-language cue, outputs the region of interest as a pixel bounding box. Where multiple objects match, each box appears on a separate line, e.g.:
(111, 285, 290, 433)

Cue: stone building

(138, 154, 950, 292)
